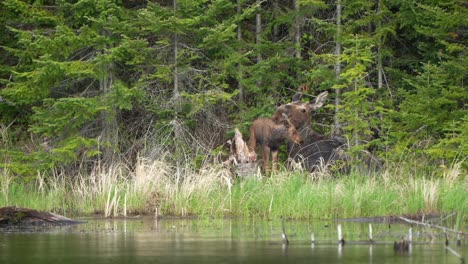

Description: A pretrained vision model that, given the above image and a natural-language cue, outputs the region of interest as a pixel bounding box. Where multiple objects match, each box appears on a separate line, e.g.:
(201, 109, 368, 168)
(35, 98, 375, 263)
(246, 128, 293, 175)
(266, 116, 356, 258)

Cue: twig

(436, 212, 457, 224)
(123, 193, 127, 217)
(281, 217, 289, 245)
(398, 216, 465, 236)
(268, 195, 274, 215)
(446, 245, 466, 264)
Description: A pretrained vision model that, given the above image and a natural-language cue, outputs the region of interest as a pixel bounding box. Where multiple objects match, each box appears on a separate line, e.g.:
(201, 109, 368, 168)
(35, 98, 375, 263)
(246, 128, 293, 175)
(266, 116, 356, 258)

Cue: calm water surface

(0, 218, 466, 264)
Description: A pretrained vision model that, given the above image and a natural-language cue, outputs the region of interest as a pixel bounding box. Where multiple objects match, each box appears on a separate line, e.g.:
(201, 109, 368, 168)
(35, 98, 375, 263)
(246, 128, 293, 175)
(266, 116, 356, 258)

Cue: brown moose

(248, 113, 303, 174)
(272, 91, 348, 171)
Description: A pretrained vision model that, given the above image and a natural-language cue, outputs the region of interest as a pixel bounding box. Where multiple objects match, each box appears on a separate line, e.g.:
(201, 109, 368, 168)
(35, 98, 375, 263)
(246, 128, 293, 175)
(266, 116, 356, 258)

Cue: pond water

(0, 218, 466, 264)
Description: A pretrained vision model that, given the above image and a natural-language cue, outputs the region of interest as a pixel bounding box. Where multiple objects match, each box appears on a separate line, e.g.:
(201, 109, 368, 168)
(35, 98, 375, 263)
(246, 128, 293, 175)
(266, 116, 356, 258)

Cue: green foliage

(427, 117, 467, 165)
(334, 34, 384, 151)
(393, 61, 467, 164)
(0, 0, 466, 178)
(51, 137, 99, 164)
(182, 89, 237, 117)
(0, 0, 146, 176)
(105, 81, 141, 111)
(30, 98, 104, 136)
(1, 150, 51, 177)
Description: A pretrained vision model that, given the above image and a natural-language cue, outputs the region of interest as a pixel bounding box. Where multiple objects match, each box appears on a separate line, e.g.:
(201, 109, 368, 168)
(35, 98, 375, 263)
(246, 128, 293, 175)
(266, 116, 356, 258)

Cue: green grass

(223, 172, 467, 220)
(0, 158, 466, 223)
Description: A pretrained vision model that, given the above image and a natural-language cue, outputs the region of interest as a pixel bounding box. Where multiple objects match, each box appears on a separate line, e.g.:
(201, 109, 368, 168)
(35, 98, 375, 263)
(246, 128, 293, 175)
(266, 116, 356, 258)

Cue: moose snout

(294, 137, 303, 145)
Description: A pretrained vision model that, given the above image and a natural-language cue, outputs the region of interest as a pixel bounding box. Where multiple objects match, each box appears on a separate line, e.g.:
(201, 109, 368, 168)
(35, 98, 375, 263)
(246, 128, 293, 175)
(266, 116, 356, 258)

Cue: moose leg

(271, 150, 279, 172)
(247, 126, 256, 153)
(262, 145, 271, 174)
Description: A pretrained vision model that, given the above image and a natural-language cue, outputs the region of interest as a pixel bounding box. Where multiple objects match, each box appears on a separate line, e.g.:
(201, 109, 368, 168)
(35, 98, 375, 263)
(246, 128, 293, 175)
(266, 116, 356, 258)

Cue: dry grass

(443, 161, 465, 186)
(0, 155, 466, 221)
(0, 169, 12, 205)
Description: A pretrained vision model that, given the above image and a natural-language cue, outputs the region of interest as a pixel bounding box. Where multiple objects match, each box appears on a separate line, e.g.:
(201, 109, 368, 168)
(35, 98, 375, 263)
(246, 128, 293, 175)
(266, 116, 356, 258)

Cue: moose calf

(248, 114, 302, 174)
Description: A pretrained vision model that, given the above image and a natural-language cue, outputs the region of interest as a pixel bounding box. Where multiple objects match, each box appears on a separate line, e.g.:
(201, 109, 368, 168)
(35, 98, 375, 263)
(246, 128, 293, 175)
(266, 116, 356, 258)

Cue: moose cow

(272, 91, 347, 171)
(248, 114, 303, 173)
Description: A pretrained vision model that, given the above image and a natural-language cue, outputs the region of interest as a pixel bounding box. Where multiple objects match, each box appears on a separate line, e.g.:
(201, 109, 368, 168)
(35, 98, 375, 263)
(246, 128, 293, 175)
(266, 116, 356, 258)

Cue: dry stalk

(421, 179, 439, 212)
(310, 157, 333, 181)
(443, 162, 464, 186)
(0, 169, 12, 204)
(105, 187, 120, 218)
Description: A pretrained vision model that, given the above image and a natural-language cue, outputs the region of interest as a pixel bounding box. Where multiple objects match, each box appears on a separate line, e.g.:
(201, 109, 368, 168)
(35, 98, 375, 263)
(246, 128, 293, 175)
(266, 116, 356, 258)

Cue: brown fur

(272, 91, 328, 129)
(271, 91, 348, 171)
(272, 90, 379, 172)
(248, 114, 302, 173)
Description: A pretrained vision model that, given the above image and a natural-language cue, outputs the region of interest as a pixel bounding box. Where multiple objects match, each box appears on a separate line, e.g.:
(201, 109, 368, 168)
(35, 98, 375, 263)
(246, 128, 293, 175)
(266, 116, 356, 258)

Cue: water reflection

(0, 218, 466, 264)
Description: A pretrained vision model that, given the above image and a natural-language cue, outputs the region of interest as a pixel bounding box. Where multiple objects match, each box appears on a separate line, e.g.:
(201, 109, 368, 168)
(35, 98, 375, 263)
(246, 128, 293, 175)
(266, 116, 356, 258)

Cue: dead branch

(398, 216, 465, 236)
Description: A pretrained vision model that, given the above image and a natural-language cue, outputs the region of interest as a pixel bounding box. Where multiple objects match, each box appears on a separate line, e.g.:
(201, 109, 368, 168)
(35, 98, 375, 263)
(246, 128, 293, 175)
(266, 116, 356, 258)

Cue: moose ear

(272, 105, 285, 123)
(309, 91, 328, 111)
(292, 83, 310, 102)
(292, 92, 303, 102)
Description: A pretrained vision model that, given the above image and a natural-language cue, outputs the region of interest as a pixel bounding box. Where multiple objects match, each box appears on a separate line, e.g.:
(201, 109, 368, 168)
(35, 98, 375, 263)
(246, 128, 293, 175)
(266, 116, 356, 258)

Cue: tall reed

(0, 158, 466, 221)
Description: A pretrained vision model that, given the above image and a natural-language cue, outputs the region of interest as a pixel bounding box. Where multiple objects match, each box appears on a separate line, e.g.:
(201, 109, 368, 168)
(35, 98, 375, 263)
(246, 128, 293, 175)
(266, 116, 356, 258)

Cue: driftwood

(225, 128, 258, 177)
(398, 216, 466, 236)
(0, 206, 83, 226)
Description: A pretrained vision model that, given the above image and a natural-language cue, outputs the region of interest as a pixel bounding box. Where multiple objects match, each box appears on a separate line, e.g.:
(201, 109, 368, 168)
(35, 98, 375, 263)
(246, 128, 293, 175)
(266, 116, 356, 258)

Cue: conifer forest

(0, 0, 466, 184)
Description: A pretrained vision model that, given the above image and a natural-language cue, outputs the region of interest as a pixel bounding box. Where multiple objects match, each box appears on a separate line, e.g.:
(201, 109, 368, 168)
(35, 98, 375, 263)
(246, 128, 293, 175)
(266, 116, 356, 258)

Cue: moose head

(272, 91, 329, 130)
(270, 90, 348, 172)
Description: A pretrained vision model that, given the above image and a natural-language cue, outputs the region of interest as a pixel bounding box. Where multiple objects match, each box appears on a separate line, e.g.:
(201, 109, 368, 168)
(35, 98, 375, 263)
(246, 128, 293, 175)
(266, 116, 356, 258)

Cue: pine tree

(0, 0, 142, 175)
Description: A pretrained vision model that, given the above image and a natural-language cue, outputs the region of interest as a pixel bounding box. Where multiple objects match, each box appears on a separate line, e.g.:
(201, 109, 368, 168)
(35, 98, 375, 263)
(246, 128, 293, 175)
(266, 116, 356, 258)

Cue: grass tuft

(0, 157, 466, 222)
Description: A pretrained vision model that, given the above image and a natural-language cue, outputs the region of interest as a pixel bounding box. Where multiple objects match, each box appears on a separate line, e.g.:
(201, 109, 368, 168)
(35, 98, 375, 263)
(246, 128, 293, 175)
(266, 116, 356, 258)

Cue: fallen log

(398, 216, 466, 236)
(0, 206, 84, 226)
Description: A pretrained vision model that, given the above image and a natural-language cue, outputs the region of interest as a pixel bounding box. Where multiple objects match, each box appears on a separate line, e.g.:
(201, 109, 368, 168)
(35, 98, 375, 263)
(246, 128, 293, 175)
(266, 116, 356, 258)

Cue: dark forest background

(0, 0, 466, 178)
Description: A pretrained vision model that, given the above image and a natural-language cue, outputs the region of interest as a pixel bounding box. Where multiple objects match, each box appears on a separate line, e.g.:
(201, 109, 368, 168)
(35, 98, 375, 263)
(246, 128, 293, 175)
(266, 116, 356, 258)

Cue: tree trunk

(255, 0, 262, 87)
(377, 0, 383, 91)
(353, 36, 359, 147)
(100, 64, 118, 163)
(0, 206, 83, 226)
(173, 0, 180, 102)
(256, 1, 262, 64)
(237, 0, 244, 103)
(99, 29, 118, 164)
(334, 0, 342, 135)
(172, 0, 183, 165)
(273, 0, 279, 42)
(293, 0, 301, 60)
(225, 128, 258, 178)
